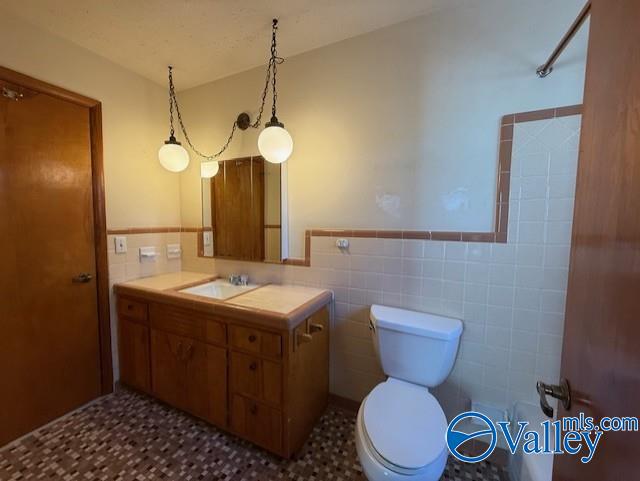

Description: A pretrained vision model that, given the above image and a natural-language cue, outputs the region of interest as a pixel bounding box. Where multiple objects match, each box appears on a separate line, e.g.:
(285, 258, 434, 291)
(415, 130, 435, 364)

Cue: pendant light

(257, 19, 293, 164)
(200, 160, 220, 178)
(159, 19, 292, 176)
(158, 66, 189, 172)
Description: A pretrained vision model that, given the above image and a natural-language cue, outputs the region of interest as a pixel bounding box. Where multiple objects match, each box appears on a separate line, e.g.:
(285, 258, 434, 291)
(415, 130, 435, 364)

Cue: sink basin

(179, 279, 257, 300)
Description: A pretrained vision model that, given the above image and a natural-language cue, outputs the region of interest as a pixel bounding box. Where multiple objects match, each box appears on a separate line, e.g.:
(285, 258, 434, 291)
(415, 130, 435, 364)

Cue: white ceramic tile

(443, 281, 464, 302)
(489, 264, 515, 286)
(519, 199, 546, 222)
(548, 175, 576, 199)
(402, 239, 424, 258)
(401, 258, 422, 277)
(516, 245, 544, 266)
(466, 262, 490, 284)
(514, 287, 542, 311)
(542, 268, 569, 290)
(464, 284, 488, 304)
(520, 152, 550, 177)
(445, 242, 467, 261)
(491, 244, 516, 264)
(422, 259, 444, 279)
(488, 285, 514, 307)
(515, 266, 544, 288)
(467, 243, 491, 263)
(383, 257, 403, 275)
(486, 305, 513, 327)
(512, 309, 540, 332)
(423, 241, 445, 259)
(541, 290, 566, 314)
(520, 176, 547, 200)
(444, 262, 466, 282)
(518, 222, 545, 244)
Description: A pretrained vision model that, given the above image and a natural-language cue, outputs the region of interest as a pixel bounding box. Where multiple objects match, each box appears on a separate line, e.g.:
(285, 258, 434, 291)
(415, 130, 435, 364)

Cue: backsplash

(179, 113, 580, 419)
(107, 231, 182, 379)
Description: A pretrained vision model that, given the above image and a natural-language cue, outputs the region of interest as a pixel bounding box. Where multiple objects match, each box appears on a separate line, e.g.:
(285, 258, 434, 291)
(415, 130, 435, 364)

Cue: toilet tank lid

(370, 305, 462, 340)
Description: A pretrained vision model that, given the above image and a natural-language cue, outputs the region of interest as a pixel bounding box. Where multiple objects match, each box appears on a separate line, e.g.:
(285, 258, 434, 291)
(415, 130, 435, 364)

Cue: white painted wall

(0, 10, 181, 229)
(178, 0, 588, 257)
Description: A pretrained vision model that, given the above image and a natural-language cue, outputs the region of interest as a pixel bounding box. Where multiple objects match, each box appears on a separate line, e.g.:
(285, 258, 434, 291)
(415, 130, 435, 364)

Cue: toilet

(355, 304, 463, 481)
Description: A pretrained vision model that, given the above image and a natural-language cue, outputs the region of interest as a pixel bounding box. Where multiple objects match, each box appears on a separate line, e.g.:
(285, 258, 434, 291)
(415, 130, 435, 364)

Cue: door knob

(537, 378, 571, 418)
(72, 273, 93, 283)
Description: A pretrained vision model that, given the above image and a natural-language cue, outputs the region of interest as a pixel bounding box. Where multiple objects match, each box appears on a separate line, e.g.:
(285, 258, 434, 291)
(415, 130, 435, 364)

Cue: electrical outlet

(114, 236, 127, 254)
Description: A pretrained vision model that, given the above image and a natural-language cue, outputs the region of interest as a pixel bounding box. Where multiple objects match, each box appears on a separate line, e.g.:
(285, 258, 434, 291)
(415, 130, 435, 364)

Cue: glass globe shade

(201, 160, 220, 178)
(258, 125, 293, 164)
(158, 143, 189, 172)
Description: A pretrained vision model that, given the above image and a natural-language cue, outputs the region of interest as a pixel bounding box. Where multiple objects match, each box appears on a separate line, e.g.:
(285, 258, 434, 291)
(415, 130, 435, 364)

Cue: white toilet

(355, 304, 463, 481)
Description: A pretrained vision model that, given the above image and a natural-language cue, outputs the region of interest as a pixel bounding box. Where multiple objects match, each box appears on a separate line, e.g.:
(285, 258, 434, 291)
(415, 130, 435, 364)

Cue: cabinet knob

(249, 362, 258, 371)
(249, 404, 258, 415)
(248, 334, 257, 343)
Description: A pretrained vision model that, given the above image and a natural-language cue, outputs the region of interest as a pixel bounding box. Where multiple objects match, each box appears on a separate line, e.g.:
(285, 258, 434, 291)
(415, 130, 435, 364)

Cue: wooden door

(212, 156, 265, 260)
(0, 81, 102, 446)
(553, 1, 640, 479)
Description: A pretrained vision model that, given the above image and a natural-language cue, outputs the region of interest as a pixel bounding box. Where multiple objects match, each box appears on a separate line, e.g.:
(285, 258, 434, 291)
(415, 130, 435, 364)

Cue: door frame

(0, 65, 113, 395)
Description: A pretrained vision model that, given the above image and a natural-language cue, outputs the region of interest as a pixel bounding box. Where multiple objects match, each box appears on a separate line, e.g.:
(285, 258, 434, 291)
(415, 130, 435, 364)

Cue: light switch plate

(114, 236, 127, 254)
(203, 231, 212, 246)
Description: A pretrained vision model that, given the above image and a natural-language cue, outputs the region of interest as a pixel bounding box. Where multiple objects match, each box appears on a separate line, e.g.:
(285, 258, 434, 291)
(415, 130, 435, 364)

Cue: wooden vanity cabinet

(117, 294, 330, 458)
(117, 298, 151, 393)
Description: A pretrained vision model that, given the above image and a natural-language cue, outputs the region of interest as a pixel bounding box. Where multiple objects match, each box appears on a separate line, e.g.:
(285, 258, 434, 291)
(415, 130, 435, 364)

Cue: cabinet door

(231, 395, 282, 453)
(118, 318, 150, 393)
(183, 341, 227, 427)
(150, 329, 186, 410)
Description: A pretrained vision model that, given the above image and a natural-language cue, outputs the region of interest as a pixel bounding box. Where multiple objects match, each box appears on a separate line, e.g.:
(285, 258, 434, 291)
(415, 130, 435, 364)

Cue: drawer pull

(248, 334, 257, 343)
(127, 304, 134, 310)
(309, 323, 324, 333)
(249, 362, 258, 371)
(249, 404, 258, 415)
(297, 333, 313, 346)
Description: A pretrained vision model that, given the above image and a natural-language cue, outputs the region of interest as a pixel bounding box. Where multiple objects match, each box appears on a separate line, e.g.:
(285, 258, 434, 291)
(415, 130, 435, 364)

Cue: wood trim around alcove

(0, 65, 113, 395)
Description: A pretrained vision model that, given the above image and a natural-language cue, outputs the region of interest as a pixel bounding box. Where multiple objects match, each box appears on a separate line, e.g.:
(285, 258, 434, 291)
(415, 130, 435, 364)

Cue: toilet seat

(361, 378, 447, 473)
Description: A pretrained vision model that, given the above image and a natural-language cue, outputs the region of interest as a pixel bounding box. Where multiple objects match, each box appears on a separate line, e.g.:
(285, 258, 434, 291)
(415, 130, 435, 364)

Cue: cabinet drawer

(118, 297, 148, 323)
(229, 325, 282, 359)
(229, 351, 282, 406)
(230, 395, 282, 453)
(151, 304, 226, 344)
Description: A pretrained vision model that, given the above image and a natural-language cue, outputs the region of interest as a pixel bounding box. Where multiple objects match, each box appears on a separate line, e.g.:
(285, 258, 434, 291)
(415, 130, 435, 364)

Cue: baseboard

(328, 393, 361, 413)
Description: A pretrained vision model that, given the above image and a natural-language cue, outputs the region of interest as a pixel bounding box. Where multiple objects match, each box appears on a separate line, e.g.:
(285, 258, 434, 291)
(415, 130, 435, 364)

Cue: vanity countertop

(114, 271, 332, 330)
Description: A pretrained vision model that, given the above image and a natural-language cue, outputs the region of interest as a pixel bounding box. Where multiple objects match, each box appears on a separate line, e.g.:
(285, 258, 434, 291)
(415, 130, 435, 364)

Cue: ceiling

(0, 0, 470, 90)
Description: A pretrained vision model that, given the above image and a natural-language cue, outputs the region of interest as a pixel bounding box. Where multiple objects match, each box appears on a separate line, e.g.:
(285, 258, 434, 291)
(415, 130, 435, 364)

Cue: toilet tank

(370, 305, 463, 388)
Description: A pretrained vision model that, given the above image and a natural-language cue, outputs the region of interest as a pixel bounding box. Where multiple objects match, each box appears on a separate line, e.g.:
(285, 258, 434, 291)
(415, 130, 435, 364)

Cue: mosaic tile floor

(0, 389, 507, 480)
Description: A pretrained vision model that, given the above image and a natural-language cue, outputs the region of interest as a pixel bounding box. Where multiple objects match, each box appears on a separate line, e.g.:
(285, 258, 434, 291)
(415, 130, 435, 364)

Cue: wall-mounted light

(159, 19, 292, 177)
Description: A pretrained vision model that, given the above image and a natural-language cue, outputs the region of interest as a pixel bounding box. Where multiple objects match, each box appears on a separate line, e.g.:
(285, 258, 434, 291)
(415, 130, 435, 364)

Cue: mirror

(201, 155, 282, 262)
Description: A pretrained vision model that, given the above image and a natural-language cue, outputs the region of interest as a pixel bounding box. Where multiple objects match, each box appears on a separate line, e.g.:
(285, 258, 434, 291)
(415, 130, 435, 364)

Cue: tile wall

(179, 114, 581, 419)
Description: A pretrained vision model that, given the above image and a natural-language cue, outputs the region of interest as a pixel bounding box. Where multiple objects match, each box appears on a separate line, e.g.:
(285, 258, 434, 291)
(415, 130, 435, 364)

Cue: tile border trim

(284, 104, 582, 266)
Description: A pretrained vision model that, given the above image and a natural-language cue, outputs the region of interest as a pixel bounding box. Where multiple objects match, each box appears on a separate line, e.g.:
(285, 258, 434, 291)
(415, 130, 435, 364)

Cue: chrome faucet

(228, 274, 249, 286)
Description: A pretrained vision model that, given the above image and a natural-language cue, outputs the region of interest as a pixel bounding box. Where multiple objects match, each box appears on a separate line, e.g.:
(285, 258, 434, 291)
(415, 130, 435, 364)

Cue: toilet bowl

(355, 305, 463, 481)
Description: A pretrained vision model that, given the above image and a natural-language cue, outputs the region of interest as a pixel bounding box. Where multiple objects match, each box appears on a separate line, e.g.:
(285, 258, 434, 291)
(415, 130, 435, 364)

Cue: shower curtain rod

(537, 1, 591, 78)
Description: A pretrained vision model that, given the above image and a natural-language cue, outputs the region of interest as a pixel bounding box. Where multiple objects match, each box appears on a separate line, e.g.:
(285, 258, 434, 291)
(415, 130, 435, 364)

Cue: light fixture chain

(164, 18, 284, 161)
